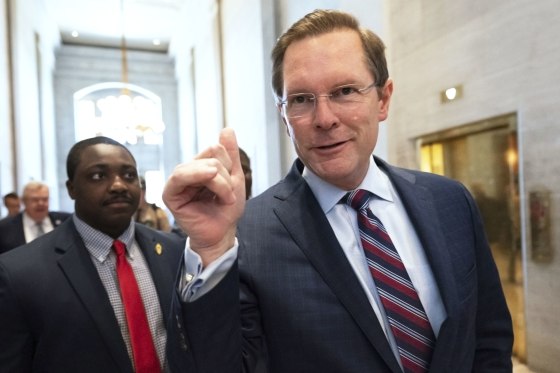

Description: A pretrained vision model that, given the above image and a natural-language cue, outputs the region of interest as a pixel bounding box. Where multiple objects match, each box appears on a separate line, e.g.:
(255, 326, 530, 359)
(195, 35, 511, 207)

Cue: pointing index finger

(219, 128, 242, 177)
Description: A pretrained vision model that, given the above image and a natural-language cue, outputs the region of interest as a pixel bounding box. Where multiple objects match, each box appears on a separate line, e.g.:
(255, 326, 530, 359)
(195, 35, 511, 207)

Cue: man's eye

(289, 94, 314, 106)
(91, 172, 103, 180)
(124, 172, 137, 180)
(333, 86, 359, 97)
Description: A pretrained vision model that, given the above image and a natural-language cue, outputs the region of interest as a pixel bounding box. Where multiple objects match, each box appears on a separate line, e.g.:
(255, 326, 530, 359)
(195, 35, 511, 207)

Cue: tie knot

(36, 222, 45, 235)
(343, 189, 372, 211)
(113, 240, 127, 256)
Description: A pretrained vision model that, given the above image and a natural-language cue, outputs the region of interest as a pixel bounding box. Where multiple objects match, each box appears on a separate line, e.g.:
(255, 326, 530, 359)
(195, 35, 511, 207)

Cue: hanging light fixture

(92, 0, 165, 145)
(120, 0, 130, 95)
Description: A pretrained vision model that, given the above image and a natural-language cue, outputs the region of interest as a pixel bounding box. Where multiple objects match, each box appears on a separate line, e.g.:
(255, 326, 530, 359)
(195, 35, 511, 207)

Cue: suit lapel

(48, 212, 65, 227)
(134, 225, 176, 322)
(272, 161, 402, 373)
(379, 161, 465, 370)
(378, 159, 460, 318)
(55, 221, 133, 373)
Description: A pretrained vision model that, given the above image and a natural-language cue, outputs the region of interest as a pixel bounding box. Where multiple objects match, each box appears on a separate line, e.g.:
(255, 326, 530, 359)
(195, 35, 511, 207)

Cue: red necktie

(343, 190, 435, 373)
(112, 240, 161, 373)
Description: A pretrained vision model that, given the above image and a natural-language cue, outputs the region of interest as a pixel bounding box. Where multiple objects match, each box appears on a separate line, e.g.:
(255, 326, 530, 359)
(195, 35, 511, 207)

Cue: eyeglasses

(279, 82, 378, 123)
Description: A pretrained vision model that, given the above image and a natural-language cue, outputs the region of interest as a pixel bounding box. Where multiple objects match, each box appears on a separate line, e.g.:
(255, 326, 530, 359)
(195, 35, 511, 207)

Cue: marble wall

(386, 0, 560, 371)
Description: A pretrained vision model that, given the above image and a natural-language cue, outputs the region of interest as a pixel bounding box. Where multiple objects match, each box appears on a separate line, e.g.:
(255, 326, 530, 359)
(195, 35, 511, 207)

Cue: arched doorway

(73, 82, 167, 208)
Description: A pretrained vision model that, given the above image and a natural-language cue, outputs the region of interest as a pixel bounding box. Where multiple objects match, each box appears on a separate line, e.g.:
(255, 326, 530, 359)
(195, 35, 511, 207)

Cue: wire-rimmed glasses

(278, 82, 378, 124)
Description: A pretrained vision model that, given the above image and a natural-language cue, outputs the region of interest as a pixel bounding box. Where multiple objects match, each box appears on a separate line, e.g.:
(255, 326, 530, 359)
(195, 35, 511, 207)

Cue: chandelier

(91, 0, 165, 145)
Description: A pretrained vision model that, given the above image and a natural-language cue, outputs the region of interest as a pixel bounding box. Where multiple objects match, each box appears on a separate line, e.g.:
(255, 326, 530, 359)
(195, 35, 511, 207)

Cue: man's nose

(313, 96, 338, 128)
(110, 176, 128, 191)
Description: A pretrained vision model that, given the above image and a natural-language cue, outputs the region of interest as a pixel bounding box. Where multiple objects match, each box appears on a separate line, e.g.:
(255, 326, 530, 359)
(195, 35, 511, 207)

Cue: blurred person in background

(239, 147, 253, 200)
(135, 176, 171, 232)
(0, 181, 70, 254)
(2, 192, 21, 217)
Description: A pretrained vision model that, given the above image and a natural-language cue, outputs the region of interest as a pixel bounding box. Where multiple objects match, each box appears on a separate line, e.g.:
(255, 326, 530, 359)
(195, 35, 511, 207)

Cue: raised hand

(163, 128, 246, 266)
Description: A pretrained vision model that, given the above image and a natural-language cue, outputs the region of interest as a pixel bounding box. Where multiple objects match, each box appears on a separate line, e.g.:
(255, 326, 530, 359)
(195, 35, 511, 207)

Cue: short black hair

(3, 192, 18, 202)
(239, 147, 250, 167)
(66, 136, 134, 180)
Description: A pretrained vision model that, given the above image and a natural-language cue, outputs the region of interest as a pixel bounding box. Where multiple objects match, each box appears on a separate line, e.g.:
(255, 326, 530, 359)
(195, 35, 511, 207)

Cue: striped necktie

(343, 189, 435, 373)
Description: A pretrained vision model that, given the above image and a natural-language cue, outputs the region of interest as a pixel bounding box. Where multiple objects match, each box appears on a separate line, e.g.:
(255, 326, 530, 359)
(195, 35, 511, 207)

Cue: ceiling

(45, 0, 184, 52)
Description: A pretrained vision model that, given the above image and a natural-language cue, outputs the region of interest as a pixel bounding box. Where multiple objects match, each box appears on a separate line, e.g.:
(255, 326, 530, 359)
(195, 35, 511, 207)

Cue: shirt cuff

(179, 237, 238, 302)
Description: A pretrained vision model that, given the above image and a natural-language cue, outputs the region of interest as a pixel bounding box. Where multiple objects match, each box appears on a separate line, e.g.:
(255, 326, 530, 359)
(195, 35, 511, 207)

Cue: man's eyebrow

(84, 163, 109, 170)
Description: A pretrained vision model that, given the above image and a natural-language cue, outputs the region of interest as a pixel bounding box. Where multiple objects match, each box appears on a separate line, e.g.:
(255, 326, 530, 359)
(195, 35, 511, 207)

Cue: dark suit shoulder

(0, 213, 21, 228)
(0, 221, 75, 285)
(378, 157, 461, 185)
(244, 159, 307, 215)
(0, 214, 25, 254)
(134, 223, 185, 244)
(378, 158, 469, 197)
(49, 211, 72, 226)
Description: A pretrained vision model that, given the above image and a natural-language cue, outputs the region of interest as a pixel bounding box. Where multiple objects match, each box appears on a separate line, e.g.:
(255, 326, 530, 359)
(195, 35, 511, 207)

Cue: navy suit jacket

(0, 211, 71, 254)
(168, 157, 513, 373)
(0, 218, 185, 373)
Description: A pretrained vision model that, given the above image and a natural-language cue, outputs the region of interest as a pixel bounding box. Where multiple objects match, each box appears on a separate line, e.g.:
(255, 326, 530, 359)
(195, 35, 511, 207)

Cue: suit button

(179, 333, 189, 351)
(181, 340, 188, 351)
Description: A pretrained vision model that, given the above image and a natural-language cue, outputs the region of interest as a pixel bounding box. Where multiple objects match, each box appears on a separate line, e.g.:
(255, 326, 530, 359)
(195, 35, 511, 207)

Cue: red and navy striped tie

(343, 189, 435, 373)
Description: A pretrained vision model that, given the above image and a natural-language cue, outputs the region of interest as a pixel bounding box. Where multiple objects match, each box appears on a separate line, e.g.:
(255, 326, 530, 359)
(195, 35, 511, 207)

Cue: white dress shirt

(23, 213, 54, 243)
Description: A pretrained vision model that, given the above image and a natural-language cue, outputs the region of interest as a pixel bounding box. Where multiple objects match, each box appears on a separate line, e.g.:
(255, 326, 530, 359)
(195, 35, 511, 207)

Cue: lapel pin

(155, 243, 163, 255)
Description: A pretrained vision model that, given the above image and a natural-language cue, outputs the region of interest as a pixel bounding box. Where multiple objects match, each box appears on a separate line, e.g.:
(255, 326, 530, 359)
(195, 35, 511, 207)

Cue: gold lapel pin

(155, 243, 163, 255)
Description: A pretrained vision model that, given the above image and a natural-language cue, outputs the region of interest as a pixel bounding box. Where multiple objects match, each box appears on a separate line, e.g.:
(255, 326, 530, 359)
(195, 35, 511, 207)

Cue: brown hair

(271, 9, 389, 99)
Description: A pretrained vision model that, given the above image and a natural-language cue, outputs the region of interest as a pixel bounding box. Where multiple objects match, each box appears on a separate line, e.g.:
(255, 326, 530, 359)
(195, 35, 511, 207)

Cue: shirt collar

(23, 211, 46, 227)
(302, 156, 394, 214)
(73, 214, 135, 263)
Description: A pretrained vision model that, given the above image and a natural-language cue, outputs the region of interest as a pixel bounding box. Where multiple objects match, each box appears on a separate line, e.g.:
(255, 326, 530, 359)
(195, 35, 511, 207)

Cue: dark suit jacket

(0, 218, 185, 373)
(0, 211, 71, 254)
(168, 157, 513, 373)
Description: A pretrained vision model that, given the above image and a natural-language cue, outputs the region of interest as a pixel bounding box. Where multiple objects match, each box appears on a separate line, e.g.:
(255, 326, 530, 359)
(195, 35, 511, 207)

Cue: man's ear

(378, 78, 394, 122)
(66, 180, 76, 200)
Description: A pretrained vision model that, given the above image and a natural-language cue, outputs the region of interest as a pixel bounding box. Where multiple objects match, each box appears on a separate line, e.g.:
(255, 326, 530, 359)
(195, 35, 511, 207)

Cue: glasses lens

(282, 83, 376, 122)
(331, 85, 372, 104)
(285, 93, 315, 119)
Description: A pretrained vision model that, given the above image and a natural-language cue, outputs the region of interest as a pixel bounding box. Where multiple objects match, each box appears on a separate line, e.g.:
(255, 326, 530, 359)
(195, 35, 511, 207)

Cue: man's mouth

(316, 140, 346, 150)
(104, 197, 132, 206)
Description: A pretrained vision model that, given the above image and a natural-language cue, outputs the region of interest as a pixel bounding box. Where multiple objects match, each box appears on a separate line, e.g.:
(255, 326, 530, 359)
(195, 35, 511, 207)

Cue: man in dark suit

(0, 136, 184, 372)
(163, 9, 513, 373)
(0, 181, 71, 254)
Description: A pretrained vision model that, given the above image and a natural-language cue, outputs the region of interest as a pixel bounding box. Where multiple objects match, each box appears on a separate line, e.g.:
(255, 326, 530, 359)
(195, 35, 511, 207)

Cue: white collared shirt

(23, 212, 54, 243)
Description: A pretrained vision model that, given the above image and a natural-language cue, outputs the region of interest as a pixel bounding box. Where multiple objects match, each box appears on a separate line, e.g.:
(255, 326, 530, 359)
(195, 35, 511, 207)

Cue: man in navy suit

(163, 9, 513, 373)
(0, 136, 184, 372)
(0, 181, 71, 254)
